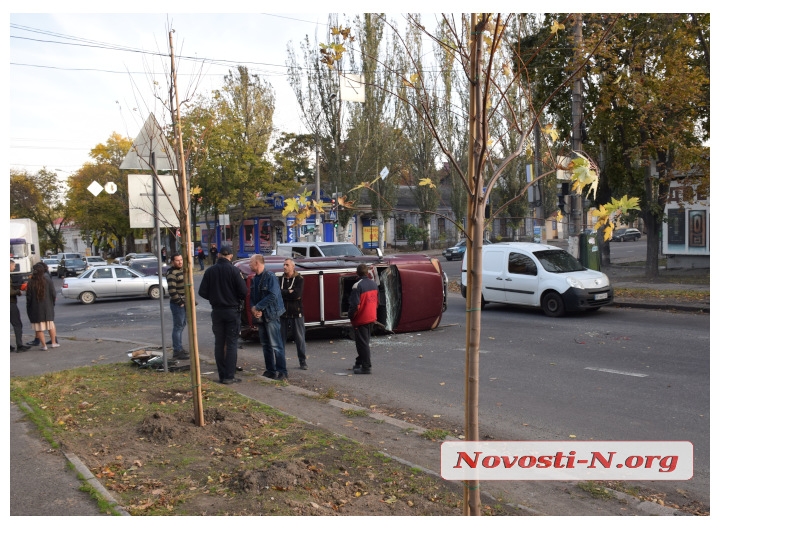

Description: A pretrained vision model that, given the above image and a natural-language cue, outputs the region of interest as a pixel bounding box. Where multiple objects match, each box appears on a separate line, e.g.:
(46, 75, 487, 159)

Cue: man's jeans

(170, 301, 186, 353)
(258, 319, 287, 375)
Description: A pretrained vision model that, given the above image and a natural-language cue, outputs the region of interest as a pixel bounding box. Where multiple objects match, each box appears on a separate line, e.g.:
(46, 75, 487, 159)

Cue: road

(39, 258, 709, 510)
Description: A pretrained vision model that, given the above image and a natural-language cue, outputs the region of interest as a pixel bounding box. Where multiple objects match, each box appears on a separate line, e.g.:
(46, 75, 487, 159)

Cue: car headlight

(566, 277, 585, 289)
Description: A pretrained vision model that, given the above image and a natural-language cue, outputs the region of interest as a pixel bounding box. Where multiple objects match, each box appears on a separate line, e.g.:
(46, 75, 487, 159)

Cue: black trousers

(211, 308, 239, 381)
(10, 301, 24, 347)
(353, 323, 372, 368)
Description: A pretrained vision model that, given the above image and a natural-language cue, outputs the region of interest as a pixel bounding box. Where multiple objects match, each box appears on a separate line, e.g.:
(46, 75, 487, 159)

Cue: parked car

(60, 265, 168, 304)
(84, 256, 106, 267)
(275, 242, 363, 258)
(128, 258, 168, 276)
(52, 252, 82, 263)
(43, 258, 60, 275)
(235, 253, 448, 341)
(120, 252, 156, 266)
(460, 242, 613, 317)
(443, 239, 492, 261)
(610, 228, 642, 242)
(57, 258, 88, 278)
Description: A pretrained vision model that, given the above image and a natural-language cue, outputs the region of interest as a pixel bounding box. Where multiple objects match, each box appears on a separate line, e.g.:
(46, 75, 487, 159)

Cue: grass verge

(10, 363, 521, 516)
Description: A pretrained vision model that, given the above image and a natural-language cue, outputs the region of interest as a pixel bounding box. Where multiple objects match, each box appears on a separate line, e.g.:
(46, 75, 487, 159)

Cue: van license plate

(594, 293, 608, 300)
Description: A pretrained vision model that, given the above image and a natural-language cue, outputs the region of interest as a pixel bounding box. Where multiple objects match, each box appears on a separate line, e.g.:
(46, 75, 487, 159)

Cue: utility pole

(569, 12, 584, 258)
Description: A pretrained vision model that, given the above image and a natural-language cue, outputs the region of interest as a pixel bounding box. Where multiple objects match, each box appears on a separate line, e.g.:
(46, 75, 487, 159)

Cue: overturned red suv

(235, 251, 448, 340)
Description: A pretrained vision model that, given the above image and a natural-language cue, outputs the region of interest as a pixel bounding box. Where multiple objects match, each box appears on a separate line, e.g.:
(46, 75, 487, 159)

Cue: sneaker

(40, 345, 48, 351)
(16, 345, 31, 353)
(26, 340, 39, 346)
(172, 350, 190, 360)
(50, 343, 60, 348)
(262, 370, 278, 379)
(276, 372, 289, 380)
(353, 367, 371, 375)
(299, 362, 308, 370)
(221, 377, 242, 384)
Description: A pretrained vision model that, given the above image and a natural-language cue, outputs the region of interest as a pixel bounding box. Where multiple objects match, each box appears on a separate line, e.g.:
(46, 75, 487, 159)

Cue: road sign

(380, 166, 389, 180)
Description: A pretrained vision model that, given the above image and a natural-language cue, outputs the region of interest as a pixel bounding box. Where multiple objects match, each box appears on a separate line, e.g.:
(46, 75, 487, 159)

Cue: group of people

(10, 259, 59, 353)
(191, 246, 377, 384)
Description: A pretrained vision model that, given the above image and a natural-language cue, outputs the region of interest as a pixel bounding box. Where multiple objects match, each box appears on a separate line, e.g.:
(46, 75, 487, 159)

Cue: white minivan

(460, 242, 613, 317)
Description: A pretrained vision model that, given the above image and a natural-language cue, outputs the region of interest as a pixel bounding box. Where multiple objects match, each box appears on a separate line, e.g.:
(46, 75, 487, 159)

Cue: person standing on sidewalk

(25, 263, 58, 351)
(10, 260, 30, 353)
(210, 243, 218, 265)
(166, 253, 188, 360)
(195, 245, 206, 271)
(348, 263, 378, 375)
(248, 254, 287, 380)
(198, 246, 247, 384)
(280, 258, 307, 370)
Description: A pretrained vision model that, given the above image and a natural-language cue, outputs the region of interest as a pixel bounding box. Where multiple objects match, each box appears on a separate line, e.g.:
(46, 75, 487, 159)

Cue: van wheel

(79, 291, 96, 304)
(542, 293, 565, 317)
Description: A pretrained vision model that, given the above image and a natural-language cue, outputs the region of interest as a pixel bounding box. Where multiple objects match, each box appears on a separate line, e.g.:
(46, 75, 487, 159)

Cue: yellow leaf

(410, 73, 419, 84)
(502, 63, 511, 77)
(402, 78, 414, 88)
(418, 177, 436, 188)
(542, 124, 558, 142)
(550, 21, 565, 34)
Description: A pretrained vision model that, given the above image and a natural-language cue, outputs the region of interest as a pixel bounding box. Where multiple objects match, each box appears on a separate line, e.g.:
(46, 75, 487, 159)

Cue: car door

(503, 251, 540, 307)
(88, 267, 117, 297)
(113, 267, 146, 296)
(482, 249, 507, 303)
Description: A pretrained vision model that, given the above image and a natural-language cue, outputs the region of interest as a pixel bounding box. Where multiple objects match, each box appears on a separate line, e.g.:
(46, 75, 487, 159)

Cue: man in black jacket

(198, 246, 247, 384)
(10, 260, 30, 353)
(280, 258, 307, 370)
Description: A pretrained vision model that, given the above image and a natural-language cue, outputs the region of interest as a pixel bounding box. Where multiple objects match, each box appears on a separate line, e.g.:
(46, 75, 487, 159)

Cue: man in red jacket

(348, 263, 378, 375)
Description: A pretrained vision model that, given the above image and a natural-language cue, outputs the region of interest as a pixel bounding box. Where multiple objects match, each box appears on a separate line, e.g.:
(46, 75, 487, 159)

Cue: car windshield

(323, 244, 363, 256)
(533, 249, 585, 273)
(65, 259, 84, 267)
(612, 229, 626, 237)
(44, 259, 58, 264)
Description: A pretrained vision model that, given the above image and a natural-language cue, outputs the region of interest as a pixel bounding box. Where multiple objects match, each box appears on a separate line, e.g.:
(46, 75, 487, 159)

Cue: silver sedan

(60, 265, 168, 304)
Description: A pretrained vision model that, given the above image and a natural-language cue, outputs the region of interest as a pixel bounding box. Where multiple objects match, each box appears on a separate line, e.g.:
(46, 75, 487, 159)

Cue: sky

(8, 11, 338, 176)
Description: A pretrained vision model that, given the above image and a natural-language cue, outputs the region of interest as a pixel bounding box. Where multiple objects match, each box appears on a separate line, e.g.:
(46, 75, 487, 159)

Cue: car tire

(542, 292, 566, 318)
(148, 286, 161, 299)
(481, 293, 487, 310)
(79, 291, 96, 304)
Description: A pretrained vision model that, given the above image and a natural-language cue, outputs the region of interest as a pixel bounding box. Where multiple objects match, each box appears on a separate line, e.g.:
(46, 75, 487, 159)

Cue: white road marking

(585, 367, 648, 378)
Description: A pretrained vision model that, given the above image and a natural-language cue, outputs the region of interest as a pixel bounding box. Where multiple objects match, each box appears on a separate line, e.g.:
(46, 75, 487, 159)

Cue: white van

(460, 242, 613, 317)
(275, 242, 363, 258)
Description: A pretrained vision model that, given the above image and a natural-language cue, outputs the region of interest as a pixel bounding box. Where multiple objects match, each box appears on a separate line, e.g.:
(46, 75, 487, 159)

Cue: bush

(405, 225, 428, 250)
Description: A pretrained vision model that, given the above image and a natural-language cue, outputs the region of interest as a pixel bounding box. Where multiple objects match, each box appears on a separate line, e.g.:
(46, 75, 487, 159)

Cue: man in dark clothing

(10, 260, 30, 353)
(209, 244, 218, 265)
(249, 254, 287, 380)
(198, 246, 247, 384)
(195, 246, 206, 271)
(348, 263, 378, 374)
(167, 253, 188, 360)
(280, 258, 307, 370)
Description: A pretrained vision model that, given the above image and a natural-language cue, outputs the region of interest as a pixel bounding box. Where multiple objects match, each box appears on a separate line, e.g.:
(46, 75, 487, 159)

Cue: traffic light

(557, 182, 570, 215)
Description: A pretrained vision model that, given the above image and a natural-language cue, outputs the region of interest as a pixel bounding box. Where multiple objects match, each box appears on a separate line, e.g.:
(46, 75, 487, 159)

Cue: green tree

(10, 168, 66, 253)
(203, 66, 281, 257)
(64, 133, 134, 256)
(587, 13, 709, 275)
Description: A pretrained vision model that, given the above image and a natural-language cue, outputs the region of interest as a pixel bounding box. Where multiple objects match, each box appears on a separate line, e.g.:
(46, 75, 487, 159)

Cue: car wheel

(480, 293, 487, 310)
(148, 286, 161, 299)
(542, 292, 566, 317)
(79, 291, 96, 304)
